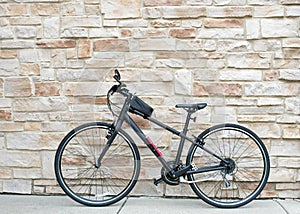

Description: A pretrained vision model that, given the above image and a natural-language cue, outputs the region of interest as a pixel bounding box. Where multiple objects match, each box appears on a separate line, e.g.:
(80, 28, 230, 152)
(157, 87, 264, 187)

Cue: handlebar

(108, 69, 127, 96)
(107, 69, 132, 116)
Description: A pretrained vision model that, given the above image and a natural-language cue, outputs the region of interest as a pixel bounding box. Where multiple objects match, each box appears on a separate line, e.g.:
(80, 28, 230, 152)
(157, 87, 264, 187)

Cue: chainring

(161, 161, 180, 186)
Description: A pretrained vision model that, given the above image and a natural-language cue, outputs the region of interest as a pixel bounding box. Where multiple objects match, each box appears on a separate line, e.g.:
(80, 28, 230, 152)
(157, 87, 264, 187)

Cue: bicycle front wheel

(186, 124, 270, 208)
(54, 122, 140, 206)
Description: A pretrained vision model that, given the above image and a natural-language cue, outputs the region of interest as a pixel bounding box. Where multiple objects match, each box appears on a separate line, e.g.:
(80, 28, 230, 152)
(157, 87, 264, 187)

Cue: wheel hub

(221, 158, 236, 175)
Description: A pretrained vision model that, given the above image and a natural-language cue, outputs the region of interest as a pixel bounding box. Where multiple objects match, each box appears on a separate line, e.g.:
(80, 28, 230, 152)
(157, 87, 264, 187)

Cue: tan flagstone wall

(0, 0, 299, 198)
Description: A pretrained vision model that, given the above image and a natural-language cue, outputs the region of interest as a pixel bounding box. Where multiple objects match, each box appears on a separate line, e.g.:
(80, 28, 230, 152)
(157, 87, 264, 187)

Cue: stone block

(0, 50, 17, 59)
(286, 6, 300, 16)
(14, 97, 68, 112)
(130, 82, 173, 96)
(142, 7, 161, 19)
(198, 27, 244, 38)
(227, 53, 271, 68)
(282, 38, 300, 48)
(43, 17, 59, 38)
(0, 26, 14, 39)
(207, 6, 252, 17)
(193, 82, 242, 97)
(31, 3, 59, 15)
(237, 115, 276, 123)
(278, 158, 300, 168)
(6, 132, 62, 151)
(0, 59, 19, 76)
(279, 69, 300, 81)
(36, 39, 76, 48)
(0, 110, 12, 120)
(283, 48, 300, 59)
(156, 59, 185, 68)
(285, 97, 300, 115)
(60, 16, 102, 30)
(13, 168, 42, 179)
(1, 40, 35, 49)
(85, 58, 124, 68)
(282, 125, 300, 139)
(41, 151, 56, 179)
(150, 20, 181, 28)
(0, 98, 12, 108)
(253, 40, 281, 52)
(0, 4, 29, 16)
(261, 19, 298, 38)
(61, 2, 84, 15)
(270, 140, 300, 157)
(257, 98, 283, 106)
(0, 168, 11, 179)
(125, 53, 154, 68)
(15, 26, 36, 39)
(64, 82, 112, 96)
(0, 122, 24, 132)
(0, 151, 40, 167)
(253, 6, 284, 17)
(94, 39, 129, 52)
(176, 40, 205, 51)
(20, 63, 40, 76)
(175, 69, 192, 95)
(19, 49, 50, 63)
(162, 6, 206, 18)
(101, 0, 141, 19)
(34, 82, 61, 96)
(169, 28, 196, 38)
(139, 39, 176, 51)
(89, 28, 119, 38)
(141, 69, 173, 82)
(3, 180, 32, 194)
(119, 19, 148, 27)
(243, 123, 281, 138)
(219, 69, 262, 81)
(246, 19, 260, 39)
(144, 0, 182, 6)
(281, 0, 300, 4)
(269, 168, 296, 182)
(204, 18, 243, 28)
(9, 17, 42, 25)
(78, 40, 91, 58)
(4, 77, 32, 97)
(245, 82, 298, 96)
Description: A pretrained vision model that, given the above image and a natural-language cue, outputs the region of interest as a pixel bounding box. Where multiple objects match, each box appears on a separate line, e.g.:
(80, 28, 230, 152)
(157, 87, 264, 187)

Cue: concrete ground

(0, 195, 299, 214)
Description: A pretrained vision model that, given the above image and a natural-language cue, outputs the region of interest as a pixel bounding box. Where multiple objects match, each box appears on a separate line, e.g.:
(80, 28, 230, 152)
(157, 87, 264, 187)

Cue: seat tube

(175, 111, 192, 165)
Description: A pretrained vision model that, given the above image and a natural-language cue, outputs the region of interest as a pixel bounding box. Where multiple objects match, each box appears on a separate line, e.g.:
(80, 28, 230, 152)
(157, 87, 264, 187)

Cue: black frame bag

(129, 96, 153, 119)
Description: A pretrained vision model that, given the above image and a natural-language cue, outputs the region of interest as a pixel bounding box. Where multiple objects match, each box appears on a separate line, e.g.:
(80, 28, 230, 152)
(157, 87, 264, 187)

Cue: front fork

(94, 126, 117, 168)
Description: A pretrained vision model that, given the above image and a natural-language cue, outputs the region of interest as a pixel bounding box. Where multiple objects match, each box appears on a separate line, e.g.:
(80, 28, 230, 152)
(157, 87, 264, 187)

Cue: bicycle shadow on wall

(55, 69, 270, 208)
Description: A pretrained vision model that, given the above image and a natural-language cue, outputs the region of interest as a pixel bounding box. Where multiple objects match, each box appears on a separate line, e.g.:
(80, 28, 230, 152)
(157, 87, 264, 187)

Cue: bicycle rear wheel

(186, 124, 270, 208)
(54, 122, 140, 206)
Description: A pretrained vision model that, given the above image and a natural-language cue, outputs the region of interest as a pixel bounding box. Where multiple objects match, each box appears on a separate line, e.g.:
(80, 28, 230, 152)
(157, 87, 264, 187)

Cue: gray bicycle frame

(97, 88, 228, 176)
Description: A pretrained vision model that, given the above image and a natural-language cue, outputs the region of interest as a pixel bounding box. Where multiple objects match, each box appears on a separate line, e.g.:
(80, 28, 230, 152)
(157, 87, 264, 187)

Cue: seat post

(174, 110, 194, 165)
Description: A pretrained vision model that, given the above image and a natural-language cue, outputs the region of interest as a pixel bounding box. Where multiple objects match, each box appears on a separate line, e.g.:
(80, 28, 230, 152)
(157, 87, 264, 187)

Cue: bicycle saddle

(175, 103, 207, 110)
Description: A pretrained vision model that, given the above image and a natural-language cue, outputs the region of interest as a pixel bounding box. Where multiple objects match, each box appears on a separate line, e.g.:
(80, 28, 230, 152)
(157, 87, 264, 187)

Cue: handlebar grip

(109, 85, 119, 95)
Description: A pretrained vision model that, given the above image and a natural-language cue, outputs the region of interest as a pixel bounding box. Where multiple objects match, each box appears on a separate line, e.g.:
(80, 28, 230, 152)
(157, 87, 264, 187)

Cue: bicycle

(54, 70, 270, 208)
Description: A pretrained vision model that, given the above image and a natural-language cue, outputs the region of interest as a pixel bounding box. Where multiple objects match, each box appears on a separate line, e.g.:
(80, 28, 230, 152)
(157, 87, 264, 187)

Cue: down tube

(125, 114, 172, 172)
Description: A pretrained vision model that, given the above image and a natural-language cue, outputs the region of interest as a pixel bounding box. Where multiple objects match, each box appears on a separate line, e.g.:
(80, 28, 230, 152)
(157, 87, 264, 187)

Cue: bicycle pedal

(153, 177, 163, 186)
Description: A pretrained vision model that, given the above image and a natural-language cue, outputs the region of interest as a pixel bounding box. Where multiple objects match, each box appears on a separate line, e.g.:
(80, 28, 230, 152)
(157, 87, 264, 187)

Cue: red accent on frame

(146, 137, 163, 157)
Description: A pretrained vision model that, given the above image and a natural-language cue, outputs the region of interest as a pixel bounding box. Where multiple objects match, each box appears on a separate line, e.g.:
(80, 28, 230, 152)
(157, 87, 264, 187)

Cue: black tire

(186, 124, 270, 208)
(54, 122, 140, 206)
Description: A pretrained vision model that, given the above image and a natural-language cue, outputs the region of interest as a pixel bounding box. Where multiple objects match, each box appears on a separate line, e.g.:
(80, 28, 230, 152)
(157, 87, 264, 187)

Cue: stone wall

(0, 0, 299, 198)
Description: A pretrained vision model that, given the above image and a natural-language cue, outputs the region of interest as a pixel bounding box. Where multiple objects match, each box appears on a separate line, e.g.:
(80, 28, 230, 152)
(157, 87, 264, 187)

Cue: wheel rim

(56, 125, 139, 205)
(189, 125, 269, 207)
